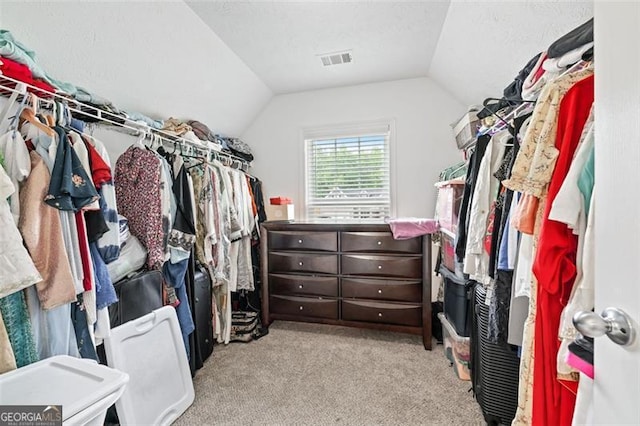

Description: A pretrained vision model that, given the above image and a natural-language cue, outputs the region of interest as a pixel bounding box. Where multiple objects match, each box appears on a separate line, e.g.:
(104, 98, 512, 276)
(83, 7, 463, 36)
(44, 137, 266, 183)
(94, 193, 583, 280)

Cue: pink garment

(387, 218, 438, 240)
(566, 351, 594, 379)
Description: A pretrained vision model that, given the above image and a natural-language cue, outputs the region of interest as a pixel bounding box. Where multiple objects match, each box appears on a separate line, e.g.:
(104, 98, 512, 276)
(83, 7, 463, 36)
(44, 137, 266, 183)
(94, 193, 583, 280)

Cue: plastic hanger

(559, 59, 592, 78)
(134, 127, 150, 149)
(0, 83, 22, 132)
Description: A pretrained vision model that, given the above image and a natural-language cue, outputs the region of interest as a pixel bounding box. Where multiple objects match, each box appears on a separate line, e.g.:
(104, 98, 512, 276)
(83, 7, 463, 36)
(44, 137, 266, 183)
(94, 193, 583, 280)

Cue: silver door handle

(573, 307, 635, 346)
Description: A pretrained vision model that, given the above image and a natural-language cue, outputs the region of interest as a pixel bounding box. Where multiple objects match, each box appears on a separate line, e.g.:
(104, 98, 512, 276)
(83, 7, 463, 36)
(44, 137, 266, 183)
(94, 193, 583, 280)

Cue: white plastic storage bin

(103, 306, 194, 426)
(438, 312, 471, 381)
(0, 355, 129, 426)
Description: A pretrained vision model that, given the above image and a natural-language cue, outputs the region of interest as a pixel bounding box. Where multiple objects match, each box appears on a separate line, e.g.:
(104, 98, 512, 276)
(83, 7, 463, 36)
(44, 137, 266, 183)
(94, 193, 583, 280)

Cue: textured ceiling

(187, 1, 451, 94)
(429, 1, 594, 106)
(187, 1, 594, 104)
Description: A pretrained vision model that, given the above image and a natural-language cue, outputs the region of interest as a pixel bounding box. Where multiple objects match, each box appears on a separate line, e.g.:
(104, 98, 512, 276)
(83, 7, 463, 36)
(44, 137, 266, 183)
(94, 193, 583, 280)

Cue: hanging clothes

(84, 135, 121, 264)
(158, 152, 196, 357)
(504, 68, 594, 426)
(168, 154, 196, 261)
(44, 127, 99, 212)
(25, 283, 80, 360)
(0, 310, 17, 373)
(19, 151, 77, 309)
(0, 291, 39, 368)
(0, 164, 42, 298)
(463, 130, 508, 284)
(114, 145, 164, 270)
(456, 134, 491, 262)
(21, 124, 85, 294)
(0, 129, 31, 223)
(229, 168, 255, 292)
(551, 115, 594, 375)
(531, 75, 594, 426)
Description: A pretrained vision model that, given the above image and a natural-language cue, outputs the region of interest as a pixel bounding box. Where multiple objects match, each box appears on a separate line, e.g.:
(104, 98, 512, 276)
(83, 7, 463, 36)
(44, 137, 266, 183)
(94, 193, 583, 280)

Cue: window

(304, 123, 392, 221)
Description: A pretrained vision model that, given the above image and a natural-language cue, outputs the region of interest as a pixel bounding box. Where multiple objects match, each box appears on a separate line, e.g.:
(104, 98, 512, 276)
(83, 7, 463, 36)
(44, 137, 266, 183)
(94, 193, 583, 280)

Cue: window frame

(300, 119, 397, 222)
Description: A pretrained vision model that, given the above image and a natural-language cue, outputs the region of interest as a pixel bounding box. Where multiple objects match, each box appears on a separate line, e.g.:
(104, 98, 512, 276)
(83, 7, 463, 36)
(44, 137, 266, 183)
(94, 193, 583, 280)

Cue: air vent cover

(318, 50, 353, 67)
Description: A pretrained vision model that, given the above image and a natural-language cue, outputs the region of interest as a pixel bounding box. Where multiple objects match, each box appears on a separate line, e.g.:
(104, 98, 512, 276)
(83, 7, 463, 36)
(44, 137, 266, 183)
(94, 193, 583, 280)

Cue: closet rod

(0, 74, 251, 169)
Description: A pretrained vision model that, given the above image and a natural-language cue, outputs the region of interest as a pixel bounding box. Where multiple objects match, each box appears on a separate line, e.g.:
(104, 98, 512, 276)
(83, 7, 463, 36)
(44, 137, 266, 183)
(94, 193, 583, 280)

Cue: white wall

(242, 77, 465, 219)
(429, 1, 593, 106)
(1, 1, 272, 153)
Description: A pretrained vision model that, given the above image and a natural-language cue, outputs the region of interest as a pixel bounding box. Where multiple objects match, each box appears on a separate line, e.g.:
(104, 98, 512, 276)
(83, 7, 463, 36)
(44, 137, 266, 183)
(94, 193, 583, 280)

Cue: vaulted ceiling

(188, 0, 593, 106)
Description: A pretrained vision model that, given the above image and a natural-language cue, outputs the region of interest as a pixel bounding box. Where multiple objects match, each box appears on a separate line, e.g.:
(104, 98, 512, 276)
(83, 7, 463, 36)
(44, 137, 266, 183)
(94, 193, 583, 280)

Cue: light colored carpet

(176, 321, 484, 425)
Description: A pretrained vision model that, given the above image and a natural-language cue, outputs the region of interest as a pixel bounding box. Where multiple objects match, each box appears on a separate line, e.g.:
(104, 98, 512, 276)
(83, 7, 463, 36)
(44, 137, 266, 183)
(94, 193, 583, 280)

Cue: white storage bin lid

(103, 306, 194, 426)
(0, 355, 129, 421)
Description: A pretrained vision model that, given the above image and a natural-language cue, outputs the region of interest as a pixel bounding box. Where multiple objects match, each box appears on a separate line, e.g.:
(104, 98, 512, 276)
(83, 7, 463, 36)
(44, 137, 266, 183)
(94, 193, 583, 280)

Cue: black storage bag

(108, 269, 164, 328)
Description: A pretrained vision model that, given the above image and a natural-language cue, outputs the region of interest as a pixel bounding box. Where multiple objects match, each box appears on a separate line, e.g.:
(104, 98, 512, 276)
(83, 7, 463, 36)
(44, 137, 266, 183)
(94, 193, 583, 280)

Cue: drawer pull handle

(298, 239, 303, 244)
(378, 265, 382, 270)
(377, 241, 382, 245)
(378, 312, 383, 317)
(378, 289, 382, 294)
(298, 284, 304, 289)
(299, 306, 304, 311)
(298, 261, 304, 266)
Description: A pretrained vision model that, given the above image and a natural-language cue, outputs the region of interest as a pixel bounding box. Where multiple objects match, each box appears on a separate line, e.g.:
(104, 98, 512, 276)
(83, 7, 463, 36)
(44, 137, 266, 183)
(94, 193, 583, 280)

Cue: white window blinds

(305, 130, 391, 221)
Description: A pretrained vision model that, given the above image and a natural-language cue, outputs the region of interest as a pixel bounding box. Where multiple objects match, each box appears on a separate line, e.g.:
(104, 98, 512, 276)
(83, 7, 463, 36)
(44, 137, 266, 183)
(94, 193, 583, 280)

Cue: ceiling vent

(319, 50, 353, 67)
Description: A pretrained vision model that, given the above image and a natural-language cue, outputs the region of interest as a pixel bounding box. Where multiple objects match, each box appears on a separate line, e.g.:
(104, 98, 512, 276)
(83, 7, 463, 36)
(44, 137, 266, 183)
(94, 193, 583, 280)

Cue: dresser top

(262, 221, 393, 232)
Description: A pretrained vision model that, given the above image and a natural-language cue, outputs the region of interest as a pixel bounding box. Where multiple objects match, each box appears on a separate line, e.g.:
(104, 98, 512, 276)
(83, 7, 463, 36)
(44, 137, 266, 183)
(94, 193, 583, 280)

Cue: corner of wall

(239, 92, 275, 137)
(425, 74, 468, 113)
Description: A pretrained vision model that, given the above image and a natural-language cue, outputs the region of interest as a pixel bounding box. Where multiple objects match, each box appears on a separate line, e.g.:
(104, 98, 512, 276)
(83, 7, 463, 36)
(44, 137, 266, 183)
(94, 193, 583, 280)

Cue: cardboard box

(269, 197, 293, 205)
(266, 204, 295, 221)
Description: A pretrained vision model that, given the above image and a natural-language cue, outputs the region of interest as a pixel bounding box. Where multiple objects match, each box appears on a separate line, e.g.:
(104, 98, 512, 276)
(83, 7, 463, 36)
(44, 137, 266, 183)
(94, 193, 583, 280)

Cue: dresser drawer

(341, 232, 421, 254)
(270, 274, 338, 297)
(341, 278, 422, 302)
(269, 231, 338, 252)
(341, 254, 422, 279)
(269, 252, 338, 275)
(342, 300, 422, 327)
(270, 295, 338, 319)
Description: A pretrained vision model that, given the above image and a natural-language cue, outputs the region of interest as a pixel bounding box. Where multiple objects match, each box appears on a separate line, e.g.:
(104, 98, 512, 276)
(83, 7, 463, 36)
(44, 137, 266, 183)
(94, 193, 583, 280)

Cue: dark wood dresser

(260, 222, 432, 349)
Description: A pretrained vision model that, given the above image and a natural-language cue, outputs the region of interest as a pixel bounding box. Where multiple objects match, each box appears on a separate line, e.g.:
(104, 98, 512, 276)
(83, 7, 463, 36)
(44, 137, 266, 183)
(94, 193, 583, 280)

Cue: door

(592, 2, 640, 423)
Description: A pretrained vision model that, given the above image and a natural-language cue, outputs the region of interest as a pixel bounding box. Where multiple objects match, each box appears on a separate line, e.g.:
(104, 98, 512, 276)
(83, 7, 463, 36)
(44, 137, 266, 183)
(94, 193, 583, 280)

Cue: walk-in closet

(0, 2, 638, 425)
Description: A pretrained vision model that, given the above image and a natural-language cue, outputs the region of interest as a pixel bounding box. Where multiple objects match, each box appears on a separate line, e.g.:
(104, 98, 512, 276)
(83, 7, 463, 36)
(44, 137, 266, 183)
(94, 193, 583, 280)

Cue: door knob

(573, 307, 635, 346)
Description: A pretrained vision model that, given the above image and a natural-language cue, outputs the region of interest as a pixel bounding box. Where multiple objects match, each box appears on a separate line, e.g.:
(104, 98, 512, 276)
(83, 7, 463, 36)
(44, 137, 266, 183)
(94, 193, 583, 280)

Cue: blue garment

(89, 242, 118, 309)
(162, 259, 195, 359)
(0, 291, 39, 367)
(24, 286, 80, 360)
(28, 130, 56, 172)
(124, 111, 164, 129)
(97, 190, 120, 263)
(69, 118, 86, 133)
(578, 145, 595, 217)
(498, 210, 511, 270)
(74, 88, 113, 107)
(45, 127, 99, 211)
(70, 296, 97, 361)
